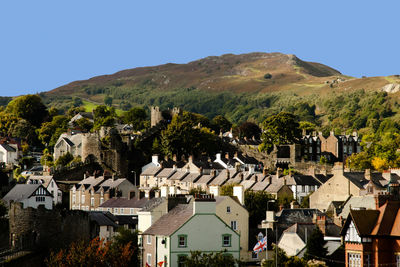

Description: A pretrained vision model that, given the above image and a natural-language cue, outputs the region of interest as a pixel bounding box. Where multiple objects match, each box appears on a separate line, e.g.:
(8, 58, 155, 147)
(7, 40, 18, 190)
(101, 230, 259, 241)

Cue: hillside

(39, 52, 400, 129)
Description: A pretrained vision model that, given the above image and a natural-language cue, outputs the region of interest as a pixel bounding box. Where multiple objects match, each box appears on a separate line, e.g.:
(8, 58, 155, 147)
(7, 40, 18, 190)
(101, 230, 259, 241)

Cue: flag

(157, 261, 165, 267)
(253, 236, 267, 254)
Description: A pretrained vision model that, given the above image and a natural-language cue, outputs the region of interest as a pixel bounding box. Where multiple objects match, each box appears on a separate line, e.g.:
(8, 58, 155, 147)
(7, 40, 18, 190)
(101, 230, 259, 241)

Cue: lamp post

(131, 170, 136, 186)
(266, 199, 275, 261)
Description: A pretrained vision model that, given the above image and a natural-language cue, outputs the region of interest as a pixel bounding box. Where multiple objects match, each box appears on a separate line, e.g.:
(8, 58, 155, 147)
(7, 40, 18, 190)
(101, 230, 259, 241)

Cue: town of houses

(1, 108, 400, 267)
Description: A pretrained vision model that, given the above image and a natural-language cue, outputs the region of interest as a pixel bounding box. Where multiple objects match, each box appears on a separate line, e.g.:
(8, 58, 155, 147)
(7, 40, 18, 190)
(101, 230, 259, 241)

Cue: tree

(6, 94, 48, 127)
(211, 115, 232, 133)
(104, 95, 113, 106)
(161, 114, 220, 158)
(220, 183, 236, 196)
(237, 121, 261, 139)
(304, 227, 328, 261)
(73, 117, 93, 132)
(183, 251, 238, 267)
(37, 115, 69, 147)
(346, 152, 371, 170)
(113, 228, 138, 266)
(55, 152, 74, 167)
(45, 237, 135, 267)
(371, 157, 389, 172)
(299, 121, 317, 134)
(319, 156, 328, 165)
(245, 190, 275, 228)
(259, 112, 301, 153)
(72, 97, 83, 107)
(264, 73, 272, 79)
(93, 105, 116, 129)
(122, 107, 147, 131)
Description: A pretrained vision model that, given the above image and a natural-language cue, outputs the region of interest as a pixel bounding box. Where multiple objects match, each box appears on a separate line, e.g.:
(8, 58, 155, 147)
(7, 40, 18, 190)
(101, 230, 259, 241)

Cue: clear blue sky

(1, 1, 399, 96)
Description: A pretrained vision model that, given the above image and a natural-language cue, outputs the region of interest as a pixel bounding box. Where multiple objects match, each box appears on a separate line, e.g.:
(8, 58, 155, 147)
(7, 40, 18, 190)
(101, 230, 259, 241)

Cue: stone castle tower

(150, 106, 181, 127)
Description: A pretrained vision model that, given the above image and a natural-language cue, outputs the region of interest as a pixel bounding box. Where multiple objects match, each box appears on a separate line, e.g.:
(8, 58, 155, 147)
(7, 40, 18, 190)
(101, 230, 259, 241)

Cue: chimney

(318, 131, 323, 137)
(268, 176, 272, 184)
(263, 167, 268, 176)
(248, 165, 255, 174)
(279, 204, 284, 211)
(302, 129, 306, 136)
(330, 131, 335, 136)
(233, 185, 244, 205)
(312, 131, 317, 137)
(365, 169, 371, 180)
(308, 166, 316, 176)
(173, 164, 177, 171)
(154, 190, 160, 198)
(216, 153, 221, 162)
(211, 169, 217, 177)
(209, 185, 220, 197)
(254, 175, 258, 183)
(332, 162, 344, 175)
(235, 162, 241, 172)
(316, 215, 327, 235)
(111, 173, 116, 181)
(164, 155, 169, 162)
(199, 167, 203, 175)
(189, 155, 194, 164)
(152, 155, 159, 165)
(173, 154, 177, 162)
(225, 153, 230, 160)
(290, 200, 299, 209)
(193, 195, 216, 215)
(160, 186, 168, 197)
(276, 168, 282, 179)
(239, 173, 244, 182)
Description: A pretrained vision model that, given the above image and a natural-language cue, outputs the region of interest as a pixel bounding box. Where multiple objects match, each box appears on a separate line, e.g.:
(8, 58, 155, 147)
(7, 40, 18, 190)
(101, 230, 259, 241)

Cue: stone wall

(9, 203, 91, 251)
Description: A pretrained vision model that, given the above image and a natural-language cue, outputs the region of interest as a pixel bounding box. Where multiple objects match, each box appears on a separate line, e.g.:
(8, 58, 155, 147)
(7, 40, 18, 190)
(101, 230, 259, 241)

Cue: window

(364, 254, 370, 267)
(251, 251, 258, 259)
(82, 195, 85, 204)
(147, 235, 151, 245)
(178, 235, 187, 247)
(90, 197, 94, 207)
(348, 253, 361, 267)
(130, 208, 134, 215)
(222, 234, 231, 247)
(396, 254, 400, 267)
(309, 147, 312, 153)
(226, 206, 231, 213)
(72, 194, 76, 204)
(178, 255, 187, 267)
(114, 208, 118, 214)
(230, 221, 237, 230)
(147, 254, 152, 266)
(100, 197, 104, 204)
(36, 196, 45, 202)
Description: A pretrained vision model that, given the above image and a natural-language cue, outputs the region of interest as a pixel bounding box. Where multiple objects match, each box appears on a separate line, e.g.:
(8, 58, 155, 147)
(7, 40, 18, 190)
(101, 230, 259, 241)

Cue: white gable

(345, 220, 361, 243)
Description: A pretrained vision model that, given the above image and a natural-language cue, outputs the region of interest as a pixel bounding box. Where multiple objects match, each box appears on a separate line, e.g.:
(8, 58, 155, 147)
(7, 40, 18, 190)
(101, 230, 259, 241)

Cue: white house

(141, 155, 161, 173)
(0, 143, 19, 166)
(26, 175, 62, 205)
(53, 132, 83, 161)
(2, 184, 53, 209)
(142, 195, 240, 267)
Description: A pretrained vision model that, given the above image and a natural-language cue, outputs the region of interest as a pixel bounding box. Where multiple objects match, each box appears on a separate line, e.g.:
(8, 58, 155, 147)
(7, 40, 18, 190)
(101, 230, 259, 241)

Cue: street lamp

(266, 200, 275, 261)
(131, 171, 137, 186)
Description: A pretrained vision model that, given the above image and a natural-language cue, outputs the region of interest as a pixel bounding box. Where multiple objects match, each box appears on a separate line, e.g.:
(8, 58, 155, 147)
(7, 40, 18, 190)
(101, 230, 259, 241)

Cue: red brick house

(341, 194, 400, 266)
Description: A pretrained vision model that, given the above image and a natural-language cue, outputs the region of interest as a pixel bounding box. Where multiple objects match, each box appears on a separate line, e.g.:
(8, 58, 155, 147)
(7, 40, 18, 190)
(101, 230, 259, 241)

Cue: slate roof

(284, 175, 321, 186)
(181, 173, 201, 183)
(169, 171, 189, 181)
(27, 175, 54, 188)
(276, 209, 333, 225)
(265, 183, 287, 194)
(141, 166, 162, 176)
(115, 215, 138, 227)
(0, 143, 16, 152)
(194, 174, 216, 186)
(99, 197, 151, 208)
(140, 197, 166, 212)
(240, 179, 256, 190)
(157, 168, 176, 179)
(143, 204, 193, 236)
(314, 174, 333, 184)
(62, 137, 75, 147)
(338, 195, 376, 219)
(211, 169, 237, 186)
(3, 184, 51, 203)
(76, 176, 104, 190)
(89, 211, 119, 227)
